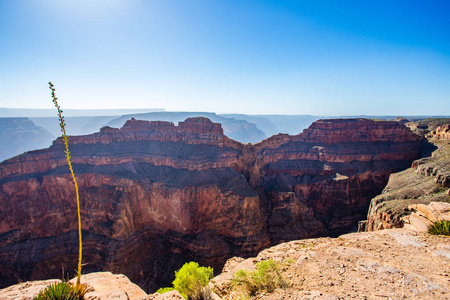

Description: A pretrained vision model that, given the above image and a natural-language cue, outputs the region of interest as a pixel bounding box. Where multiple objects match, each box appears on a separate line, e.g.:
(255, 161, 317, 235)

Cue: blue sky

(0, 0, 449, 115)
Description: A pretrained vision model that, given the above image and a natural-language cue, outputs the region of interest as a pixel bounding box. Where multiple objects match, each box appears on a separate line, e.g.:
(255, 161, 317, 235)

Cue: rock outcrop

(429, 124, 450, 141)
(0, 117, 423, 292)
(407, 202, 450, 231)
(362, 118, 450, 232)
(0, 272, 147, 300)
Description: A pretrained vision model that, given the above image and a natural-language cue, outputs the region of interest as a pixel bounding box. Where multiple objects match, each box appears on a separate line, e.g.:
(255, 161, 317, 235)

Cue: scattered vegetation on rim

(428, 220, 450, 236)
(158, 261, 213, 300)
(232, 259, 289, 299)
(33, 282, 87, 300)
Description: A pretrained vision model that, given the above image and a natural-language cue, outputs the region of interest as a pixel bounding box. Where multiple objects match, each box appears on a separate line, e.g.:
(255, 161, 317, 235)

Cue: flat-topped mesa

(52, 117, 228, 147)
(298, 118, 424, 144)
(178, 117, 223, 135)
(119, 117, 223, 135)
(255, 118, 424, 168)
(120, 118, 176, 132)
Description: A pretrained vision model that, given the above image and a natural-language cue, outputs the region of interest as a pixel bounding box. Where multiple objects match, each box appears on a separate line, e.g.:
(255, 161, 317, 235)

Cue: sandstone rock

(409, 202, 450, 223)
(403, 201, 450, 232)
(407, 214, 433, 232)
(0, 279, 61, 300)
(146, 290, 184, 300)
(70, 272, 147, 300)
(0, 118, 423, 292)
(429, 124, 450, 141)
(0, 272, 147, 300)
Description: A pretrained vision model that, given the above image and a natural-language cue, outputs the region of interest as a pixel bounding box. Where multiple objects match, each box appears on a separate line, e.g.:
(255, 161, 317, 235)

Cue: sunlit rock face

(0, 117, 423, 292)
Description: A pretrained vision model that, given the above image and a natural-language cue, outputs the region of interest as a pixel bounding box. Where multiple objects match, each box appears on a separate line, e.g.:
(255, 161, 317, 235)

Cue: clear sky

(0, 0, 449, 115)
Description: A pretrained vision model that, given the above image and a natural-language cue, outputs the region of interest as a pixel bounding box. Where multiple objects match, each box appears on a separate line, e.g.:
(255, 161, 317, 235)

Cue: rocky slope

(361, 118, 450, 232)
(0, 117, 423, 292)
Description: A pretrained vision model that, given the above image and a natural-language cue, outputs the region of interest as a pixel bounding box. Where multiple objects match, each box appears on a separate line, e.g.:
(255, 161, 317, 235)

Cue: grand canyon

(0, 117, 426, 293)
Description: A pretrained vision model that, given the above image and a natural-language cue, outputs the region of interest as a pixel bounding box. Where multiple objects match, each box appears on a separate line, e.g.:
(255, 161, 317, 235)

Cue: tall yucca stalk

(49, 82, 82, 287)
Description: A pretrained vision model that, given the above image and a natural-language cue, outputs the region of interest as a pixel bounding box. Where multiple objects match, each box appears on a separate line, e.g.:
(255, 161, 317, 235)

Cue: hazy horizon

(1, 107, 449, 119)
(1, 1, 449, 115)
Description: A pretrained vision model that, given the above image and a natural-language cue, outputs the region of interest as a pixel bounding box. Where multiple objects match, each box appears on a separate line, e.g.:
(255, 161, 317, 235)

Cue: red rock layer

(0, 117, 423, 292)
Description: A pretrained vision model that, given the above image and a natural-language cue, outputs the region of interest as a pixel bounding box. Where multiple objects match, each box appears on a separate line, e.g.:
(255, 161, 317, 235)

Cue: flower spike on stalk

(48, 82, 83, 287)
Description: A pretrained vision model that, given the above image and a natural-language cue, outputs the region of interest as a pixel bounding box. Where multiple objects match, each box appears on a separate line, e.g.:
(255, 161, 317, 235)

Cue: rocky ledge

(360, 118, 450, 232)
(0, 271, 147, 300)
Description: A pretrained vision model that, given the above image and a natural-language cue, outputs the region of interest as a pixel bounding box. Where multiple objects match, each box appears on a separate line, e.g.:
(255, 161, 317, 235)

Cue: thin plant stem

(49, 82, 82, 287)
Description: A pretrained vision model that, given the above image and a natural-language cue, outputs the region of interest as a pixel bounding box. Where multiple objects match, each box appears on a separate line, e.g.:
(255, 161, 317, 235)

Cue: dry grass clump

(33, 282, 87, 300)
(428, 220, 450, 236)
(232, 259, 289, 299)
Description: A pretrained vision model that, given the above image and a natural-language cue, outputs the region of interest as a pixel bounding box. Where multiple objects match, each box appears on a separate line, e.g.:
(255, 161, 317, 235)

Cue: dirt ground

(212, 227, 450, 300)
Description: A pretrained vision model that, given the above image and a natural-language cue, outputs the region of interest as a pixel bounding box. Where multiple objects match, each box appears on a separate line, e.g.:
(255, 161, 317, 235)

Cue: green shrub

(156, 287, 175, 294)
(428, 220, 450, 236)
(172, 262, 214, 300)
(33, 282, 87, 300)
(232, 259, 289, 298)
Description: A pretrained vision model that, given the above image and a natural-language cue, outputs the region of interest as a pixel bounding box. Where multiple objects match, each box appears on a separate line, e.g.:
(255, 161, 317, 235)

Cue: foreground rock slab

(0, 279, 61, 300)
(0, 272, 147, 300)
(212, 228, 450, 300)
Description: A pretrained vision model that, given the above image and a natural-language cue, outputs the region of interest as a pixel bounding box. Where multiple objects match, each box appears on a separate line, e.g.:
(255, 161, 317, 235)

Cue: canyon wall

(0, 117, 423, 292)
(362, 119, 450, 232)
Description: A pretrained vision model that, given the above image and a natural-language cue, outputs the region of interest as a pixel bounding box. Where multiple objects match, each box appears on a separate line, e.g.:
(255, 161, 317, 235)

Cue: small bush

(428, 220, 450, 236)
(33, 282, 87, 300)
(172, 262, 214, 300)
(156, 287, 175, 294)
(232, 259, 289, 298)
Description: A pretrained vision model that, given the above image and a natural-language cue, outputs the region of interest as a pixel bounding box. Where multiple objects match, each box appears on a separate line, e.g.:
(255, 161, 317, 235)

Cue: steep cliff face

(0, 117, 423, 292)
(363, 140, 450, 232)
(359, 118, 450, 232)
(251, 119, 423, 239)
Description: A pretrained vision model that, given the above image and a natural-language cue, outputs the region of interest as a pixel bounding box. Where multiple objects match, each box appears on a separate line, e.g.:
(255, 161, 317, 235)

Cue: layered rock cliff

(0, 117, 423, 292)
(361, 118, 450, 232)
